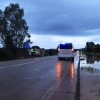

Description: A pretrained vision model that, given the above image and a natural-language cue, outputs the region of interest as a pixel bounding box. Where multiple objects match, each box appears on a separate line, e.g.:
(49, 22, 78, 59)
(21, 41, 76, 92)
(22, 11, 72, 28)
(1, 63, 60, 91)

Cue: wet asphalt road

(0, 55, 79, 100)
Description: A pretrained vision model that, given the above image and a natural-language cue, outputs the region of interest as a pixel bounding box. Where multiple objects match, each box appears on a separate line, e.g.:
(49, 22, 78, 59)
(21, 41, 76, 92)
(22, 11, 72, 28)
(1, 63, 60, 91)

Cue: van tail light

(72, 48, 74, 53)
(58, 48, 60, 52)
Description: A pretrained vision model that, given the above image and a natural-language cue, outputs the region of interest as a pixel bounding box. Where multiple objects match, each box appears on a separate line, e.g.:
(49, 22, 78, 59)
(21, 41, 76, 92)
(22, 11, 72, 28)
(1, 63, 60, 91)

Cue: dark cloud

(1, 0, 100, 37)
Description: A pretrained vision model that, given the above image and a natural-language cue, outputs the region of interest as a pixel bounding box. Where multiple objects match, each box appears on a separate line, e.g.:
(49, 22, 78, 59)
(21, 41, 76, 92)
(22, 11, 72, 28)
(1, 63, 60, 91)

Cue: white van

(57, 43, 75, 60)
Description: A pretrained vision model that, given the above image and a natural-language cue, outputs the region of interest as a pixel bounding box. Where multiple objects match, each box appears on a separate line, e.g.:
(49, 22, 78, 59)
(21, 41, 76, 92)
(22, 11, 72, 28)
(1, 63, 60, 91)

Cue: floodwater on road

(80, 54, 100, 75)
(80, 54, 100, 100)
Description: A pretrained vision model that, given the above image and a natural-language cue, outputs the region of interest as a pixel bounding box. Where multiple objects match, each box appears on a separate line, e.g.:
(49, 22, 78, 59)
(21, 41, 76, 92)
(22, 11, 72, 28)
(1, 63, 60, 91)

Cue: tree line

(85, 42, 100, 52)
(0, 3, 31, 59)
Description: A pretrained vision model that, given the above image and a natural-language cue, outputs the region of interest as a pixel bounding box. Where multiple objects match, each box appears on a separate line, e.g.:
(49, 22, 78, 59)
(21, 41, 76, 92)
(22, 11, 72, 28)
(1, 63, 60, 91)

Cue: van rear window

(60, 44, 72, 49)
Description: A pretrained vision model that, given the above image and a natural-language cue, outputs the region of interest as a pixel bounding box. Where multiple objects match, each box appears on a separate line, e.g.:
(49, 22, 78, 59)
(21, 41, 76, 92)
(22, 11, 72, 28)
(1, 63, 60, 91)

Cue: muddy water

(80, 54, 100, 100)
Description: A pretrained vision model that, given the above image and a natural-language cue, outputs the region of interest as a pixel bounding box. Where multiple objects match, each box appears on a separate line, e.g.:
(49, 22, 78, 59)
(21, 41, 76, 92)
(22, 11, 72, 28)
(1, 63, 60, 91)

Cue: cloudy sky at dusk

(0, 0, 100, 49)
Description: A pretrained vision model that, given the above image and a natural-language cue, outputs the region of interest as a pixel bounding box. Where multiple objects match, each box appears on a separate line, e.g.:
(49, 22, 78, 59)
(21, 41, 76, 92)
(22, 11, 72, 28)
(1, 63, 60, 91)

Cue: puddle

(80, 54, 100, 75)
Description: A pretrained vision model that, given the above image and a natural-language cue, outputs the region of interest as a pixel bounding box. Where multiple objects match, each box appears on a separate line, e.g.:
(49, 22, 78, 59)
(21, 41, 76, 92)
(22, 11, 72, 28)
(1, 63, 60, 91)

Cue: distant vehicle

(57, 43, 75, 60)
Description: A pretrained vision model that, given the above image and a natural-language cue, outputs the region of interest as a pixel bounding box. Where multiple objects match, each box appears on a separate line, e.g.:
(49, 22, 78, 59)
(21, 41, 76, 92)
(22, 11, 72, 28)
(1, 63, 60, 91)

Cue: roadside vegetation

(0, 3, 32, 61)
(83, 42, 100, 56)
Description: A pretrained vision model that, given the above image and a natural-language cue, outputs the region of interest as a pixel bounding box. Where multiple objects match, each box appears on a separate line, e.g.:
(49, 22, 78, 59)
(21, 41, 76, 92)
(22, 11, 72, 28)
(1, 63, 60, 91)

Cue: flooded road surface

(0, 55, 79, 100)
(80, 54, 100, 100)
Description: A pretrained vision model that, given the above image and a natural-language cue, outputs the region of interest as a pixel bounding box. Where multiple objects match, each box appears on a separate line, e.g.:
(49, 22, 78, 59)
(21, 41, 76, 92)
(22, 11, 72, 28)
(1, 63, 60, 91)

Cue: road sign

(24, 42, 30, 49)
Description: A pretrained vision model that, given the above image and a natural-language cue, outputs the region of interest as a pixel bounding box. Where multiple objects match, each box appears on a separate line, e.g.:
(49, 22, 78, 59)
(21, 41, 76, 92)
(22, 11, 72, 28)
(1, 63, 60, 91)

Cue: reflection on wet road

(56, 61, 75, 80)
(70, 62, 74, 79)
(49, 59, 78, 100)
(41, 60, 75, 100)
(56, 62, 62, 80)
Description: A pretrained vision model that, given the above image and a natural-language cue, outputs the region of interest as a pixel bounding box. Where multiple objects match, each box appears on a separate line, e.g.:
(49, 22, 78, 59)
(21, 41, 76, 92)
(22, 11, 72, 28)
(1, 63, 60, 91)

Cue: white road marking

(41, 67, 70, 100)
(0, 61, 35, 69)
(0, 57, 56, 70)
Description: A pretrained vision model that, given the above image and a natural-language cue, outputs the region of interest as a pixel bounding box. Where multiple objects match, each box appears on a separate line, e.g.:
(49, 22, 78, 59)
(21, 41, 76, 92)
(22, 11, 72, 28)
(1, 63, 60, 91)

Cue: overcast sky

(0, 0, 100, 49)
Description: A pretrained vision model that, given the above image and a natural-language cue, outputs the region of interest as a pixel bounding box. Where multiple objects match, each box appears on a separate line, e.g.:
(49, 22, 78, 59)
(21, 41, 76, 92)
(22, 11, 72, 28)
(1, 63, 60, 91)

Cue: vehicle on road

(57, 43, 75, 60)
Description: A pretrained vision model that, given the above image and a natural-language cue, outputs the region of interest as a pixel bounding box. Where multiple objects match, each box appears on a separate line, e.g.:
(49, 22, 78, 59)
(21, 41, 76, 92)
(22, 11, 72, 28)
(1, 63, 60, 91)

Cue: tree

(95, 44, 100, 52)
(0, 3, 31, 57)
(85, 42, 95, 52)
